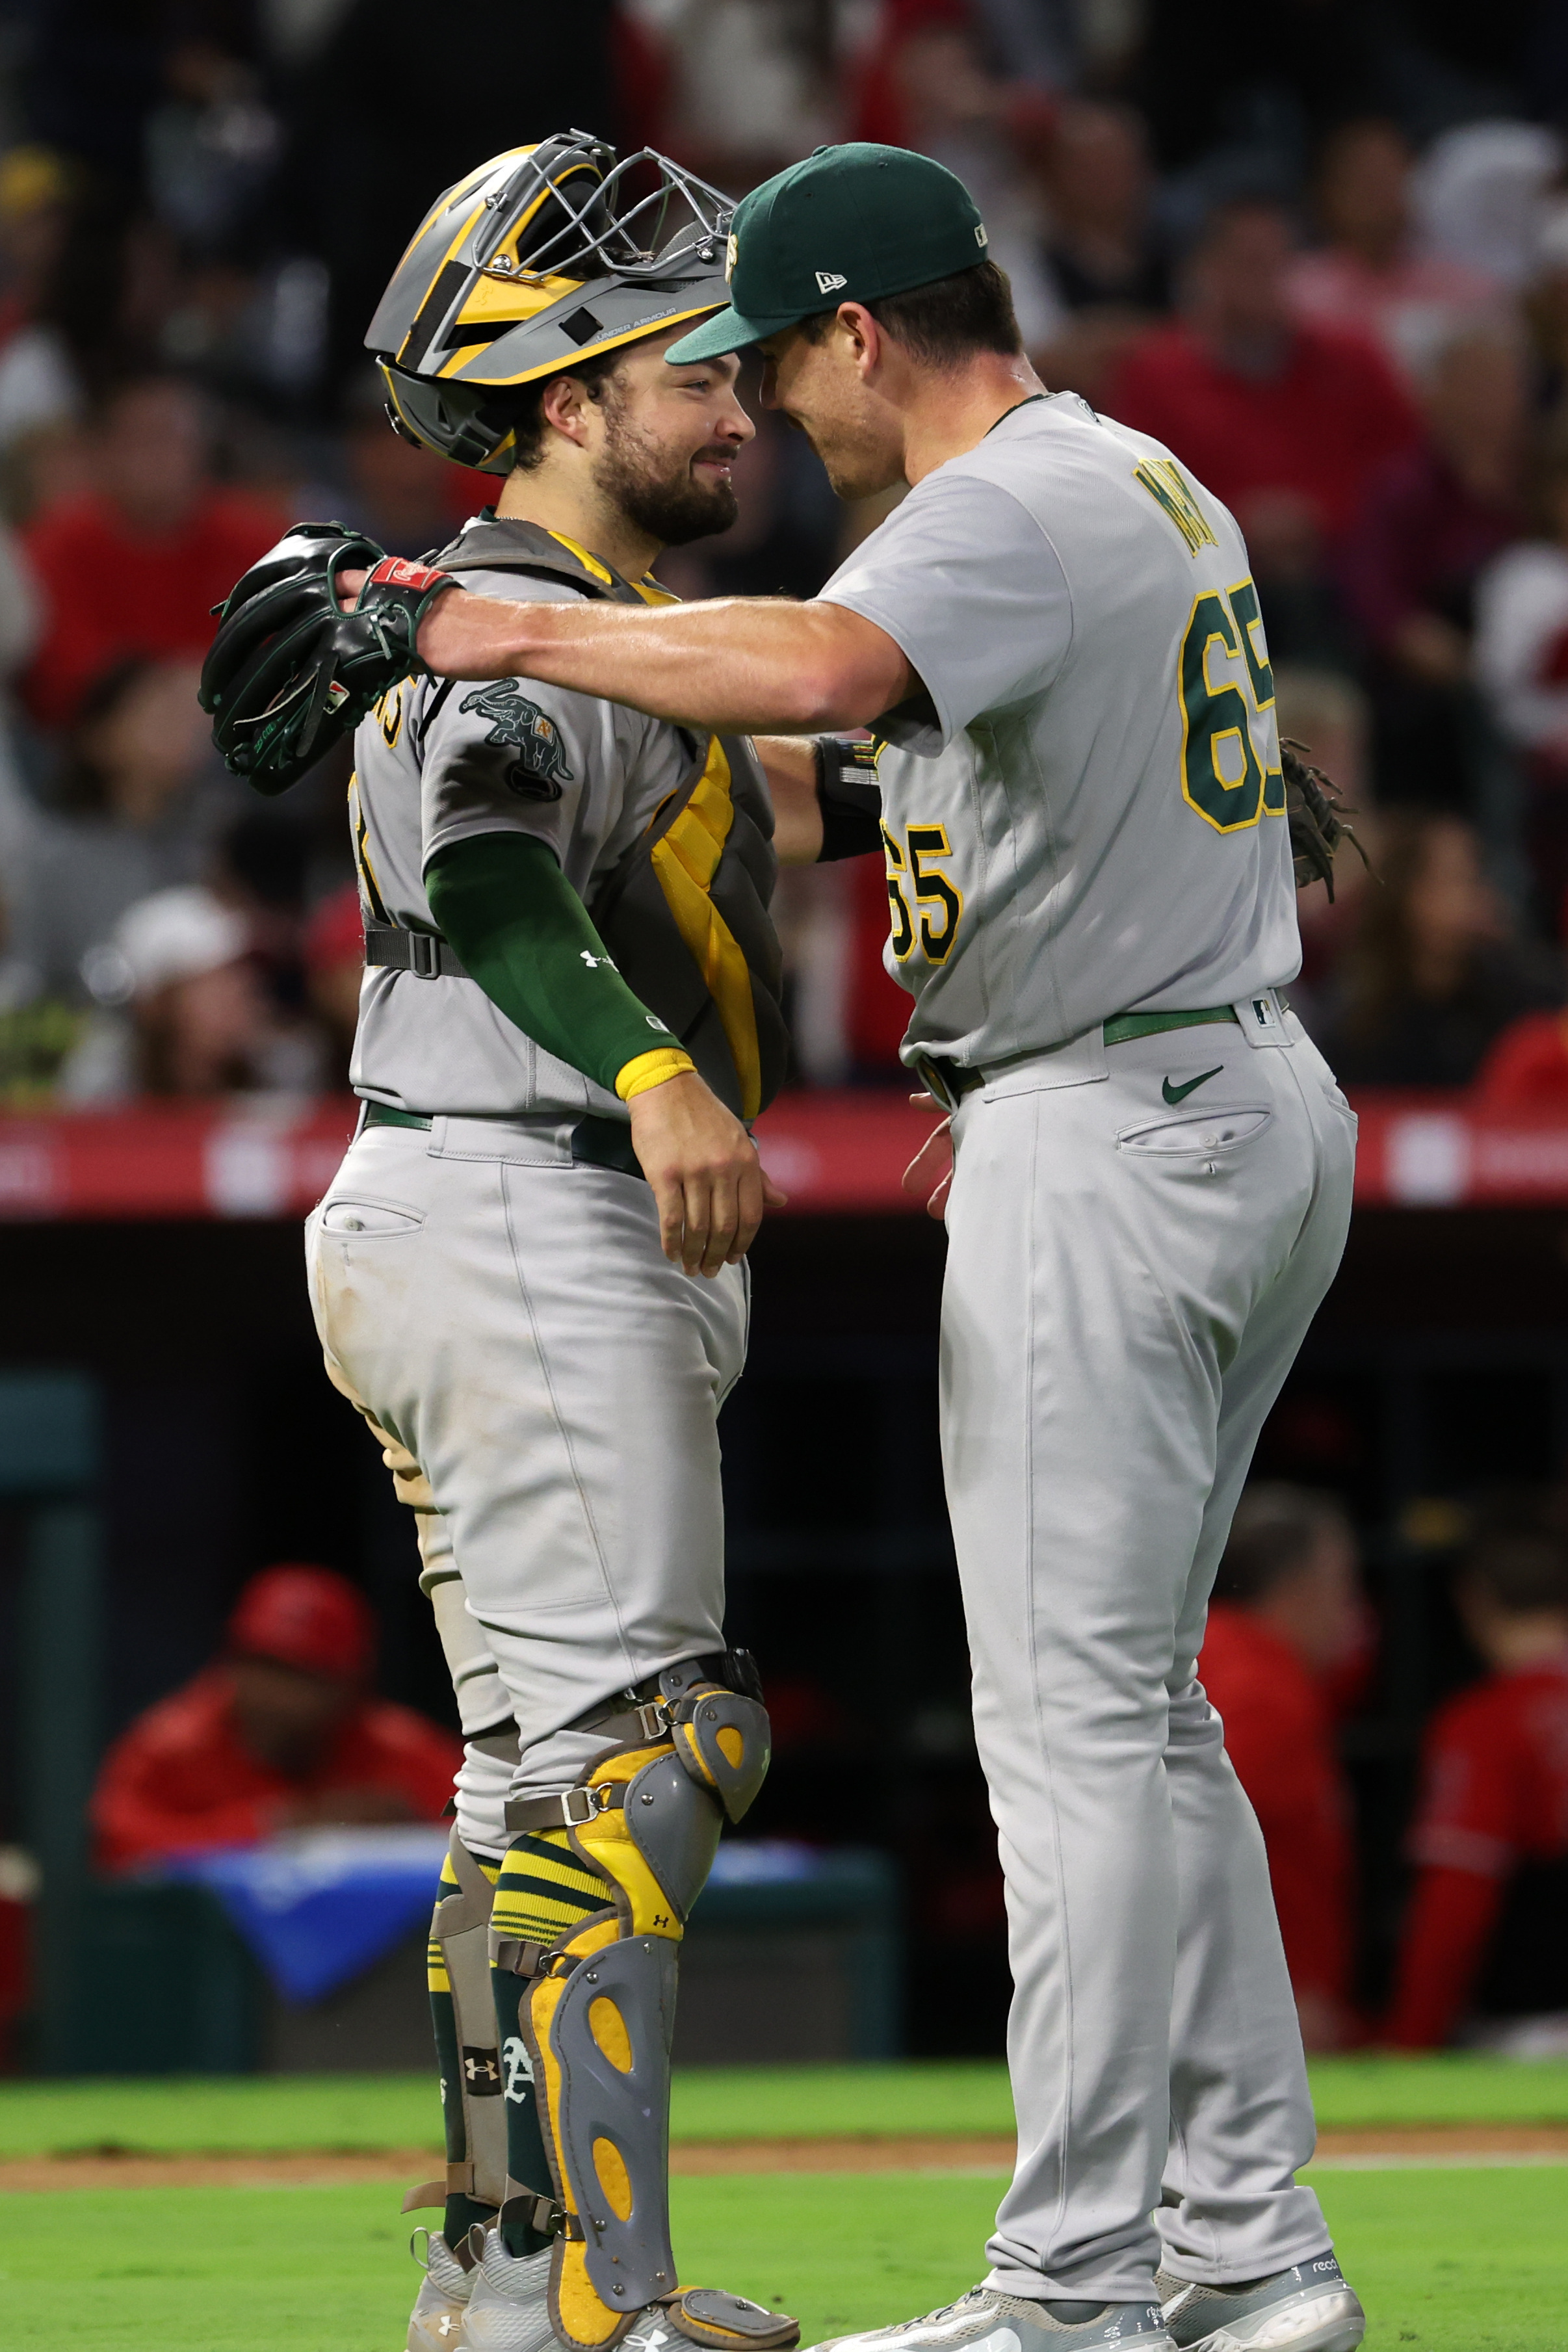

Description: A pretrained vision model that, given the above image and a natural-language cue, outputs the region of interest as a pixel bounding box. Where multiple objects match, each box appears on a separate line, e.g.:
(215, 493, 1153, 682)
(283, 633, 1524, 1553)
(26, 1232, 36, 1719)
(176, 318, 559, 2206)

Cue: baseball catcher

(204, 132, 801, 2352)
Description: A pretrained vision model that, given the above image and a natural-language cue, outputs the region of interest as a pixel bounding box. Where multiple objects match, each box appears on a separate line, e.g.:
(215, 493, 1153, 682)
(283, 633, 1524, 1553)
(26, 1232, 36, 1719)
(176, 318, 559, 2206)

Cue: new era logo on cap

(815, 270, 847, 293)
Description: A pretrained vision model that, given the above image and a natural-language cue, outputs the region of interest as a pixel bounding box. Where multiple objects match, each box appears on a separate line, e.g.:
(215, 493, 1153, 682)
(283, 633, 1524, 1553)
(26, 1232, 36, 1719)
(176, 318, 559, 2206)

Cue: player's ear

(837, 302, 882, 378)
(540, 371, 595, 450)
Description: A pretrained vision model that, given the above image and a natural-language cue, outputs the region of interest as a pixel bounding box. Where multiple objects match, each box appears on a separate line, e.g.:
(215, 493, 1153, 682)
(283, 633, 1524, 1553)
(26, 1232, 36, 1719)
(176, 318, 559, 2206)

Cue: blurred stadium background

(0, 11, 1567, 2318)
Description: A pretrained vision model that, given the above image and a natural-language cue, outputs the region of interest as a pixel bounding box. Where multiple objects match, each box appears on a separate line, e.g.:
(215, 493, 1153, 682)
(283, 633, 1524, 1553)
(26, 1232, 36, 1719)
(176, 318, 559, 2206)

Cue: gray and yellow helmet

(364, 131, 735, 474)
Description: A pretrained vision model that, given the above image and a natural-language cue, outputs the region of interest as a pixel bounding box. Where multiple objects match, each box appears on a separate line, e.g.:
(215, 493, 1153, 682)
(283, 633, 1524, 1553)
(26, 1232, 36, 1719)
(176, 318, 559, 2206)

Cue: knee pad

(668, 1682, 770, 1825)
(494, 1666, 776, 2349)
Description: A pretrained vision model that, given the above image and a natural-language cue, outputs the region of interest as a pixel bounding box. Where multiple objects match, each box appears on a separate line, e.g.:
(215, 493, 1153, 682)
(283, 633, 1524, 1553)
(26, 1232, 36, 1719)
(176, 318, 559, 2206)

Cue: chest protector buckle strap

(434, 517, 789, 1120)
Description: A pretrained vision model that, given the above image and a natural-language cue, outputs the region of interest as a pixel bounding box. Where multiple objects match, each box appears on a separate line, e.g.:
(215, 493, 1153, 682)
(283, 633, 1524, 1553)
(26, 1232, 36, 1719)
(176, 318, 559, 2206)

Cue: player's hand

(629, 1070, 787, 1275)
(902, 1090, 953, 1222)
(337, 566, 524, 679)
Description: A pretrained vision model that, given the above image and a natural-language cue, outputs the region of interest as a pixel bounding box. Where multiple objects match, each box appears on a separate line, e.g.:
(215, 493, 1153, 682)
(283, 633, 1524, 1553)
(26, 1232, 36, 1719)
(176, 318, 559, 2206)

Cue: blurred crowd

(1199, 1479, 1568, 2054)
(0, 1477, 1552, 2062)
(12, 8, 1568, 1099)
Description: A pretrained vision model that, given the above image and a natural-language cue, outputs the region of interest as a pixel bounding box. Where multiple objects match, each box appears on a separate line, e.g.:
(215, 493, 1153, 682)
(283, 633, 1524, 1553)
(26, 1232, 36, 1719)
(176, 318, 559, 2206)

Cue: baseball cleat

(805, 2284, 1173, 2352)
(460, 2228, 555, 2352)
(1156, 2254, 1365, 2352)
(407, 2227, 476, 2351)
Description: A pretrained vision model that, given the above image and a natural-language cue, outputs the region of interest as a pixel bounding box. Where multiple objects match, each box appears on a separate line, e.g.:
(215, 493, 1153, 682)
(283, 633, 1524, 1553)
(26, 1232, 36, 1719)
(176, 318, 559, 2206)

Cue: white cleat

(408, 2228, 476, 2351)
(1156, 2254, 1365, 2352)
(461, 2227, 556, 2352)
(807, 2284, 1173, 2352)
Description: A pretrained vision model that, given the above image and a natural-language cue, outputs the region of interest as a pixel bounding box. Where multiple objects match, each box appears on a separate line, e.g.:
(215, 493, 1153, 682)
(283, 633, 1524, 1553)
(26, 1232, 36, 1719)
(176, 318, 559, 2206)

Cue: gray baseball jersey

(348, 564, 689, 1120)
(817, 391, 1300, 1069)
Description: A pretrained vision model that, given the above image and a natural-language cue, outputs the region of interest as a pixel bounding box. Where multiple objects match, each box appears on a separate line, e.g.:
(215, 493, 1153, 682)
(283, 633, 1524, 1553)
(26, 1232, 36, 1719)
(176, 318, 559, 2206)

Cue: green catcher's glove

(198, 521, 460, 794)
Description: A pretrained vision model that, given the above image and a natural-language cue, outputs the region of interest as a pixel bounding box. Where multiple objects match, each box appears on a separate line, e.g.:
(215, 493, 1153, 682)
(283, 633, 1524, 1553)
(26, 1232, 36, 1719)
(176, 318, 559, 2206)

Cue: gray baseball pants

(305, 1114, 748, 1855)
(939, 1013, 1355, 2303)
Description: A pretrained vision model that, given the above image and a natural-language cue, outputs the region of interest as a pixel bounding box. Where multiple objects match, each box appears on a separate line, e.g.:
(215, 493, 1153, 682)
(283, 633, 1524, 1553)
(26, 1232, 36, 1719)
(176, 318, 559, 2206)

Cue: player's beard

(594, 389, 739, 545)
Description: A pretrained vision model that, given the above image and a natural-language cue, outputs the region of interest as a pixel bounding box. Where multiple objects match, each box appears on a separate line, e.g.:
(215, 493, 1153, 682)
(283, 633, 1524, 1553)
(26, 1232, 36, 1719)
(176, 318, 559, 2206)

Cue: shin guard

(408, 1831, 508, 2249)
(504, 1679, 791, 2352)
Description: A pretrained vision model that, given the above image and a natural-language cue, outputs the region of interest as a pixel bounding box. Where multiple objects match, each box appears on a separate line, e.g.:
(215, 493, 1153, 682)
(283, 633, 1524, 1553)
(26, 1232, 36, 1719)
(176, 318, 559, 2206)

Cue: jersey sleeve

(418, 668, 630, 870)
(414, 574, 641, 873)
(816, 469, 1073, 753)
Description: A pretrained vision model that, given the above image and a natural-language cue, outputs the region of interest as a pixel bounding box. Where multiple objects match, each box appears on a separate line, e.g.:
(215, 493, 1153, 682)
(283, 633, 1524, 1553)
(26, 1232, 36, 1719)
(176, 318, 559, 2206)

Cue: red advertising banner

(0, 1091, 1565, 1220)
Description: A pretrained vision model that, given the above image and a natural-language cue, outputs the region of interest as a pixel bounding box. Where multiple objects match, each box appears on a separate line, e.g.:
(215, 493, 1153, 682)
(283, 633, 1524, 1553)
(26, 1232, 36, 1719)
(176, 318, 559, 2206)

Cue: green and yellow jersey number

(884, 822, 964, 963)
(1180, 576, 1285, 833)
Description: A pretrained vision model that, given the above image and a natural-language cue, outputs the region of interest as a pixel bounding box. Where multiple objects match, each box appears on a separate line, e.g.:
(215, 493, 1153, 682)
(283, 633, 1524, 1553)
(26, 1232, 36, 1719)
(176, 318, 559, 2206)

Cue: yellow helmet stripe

(454, 302, 727, 389)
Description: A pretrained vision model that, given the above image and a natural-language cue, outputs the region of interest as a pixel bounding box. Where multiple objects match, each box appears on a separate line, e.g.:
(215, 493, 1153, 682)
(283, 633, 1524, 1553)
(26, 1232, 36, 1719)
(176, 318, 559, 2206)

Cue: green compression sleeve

(425, 831, 676, 1095)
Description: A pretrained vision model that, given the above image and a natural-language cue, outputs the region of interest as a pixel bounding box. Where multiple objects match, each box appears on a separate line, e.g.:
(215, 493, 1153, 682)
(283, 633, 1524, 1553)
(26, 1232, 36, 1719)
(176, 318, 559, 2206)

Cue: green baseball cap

(666, 142, 989, 363)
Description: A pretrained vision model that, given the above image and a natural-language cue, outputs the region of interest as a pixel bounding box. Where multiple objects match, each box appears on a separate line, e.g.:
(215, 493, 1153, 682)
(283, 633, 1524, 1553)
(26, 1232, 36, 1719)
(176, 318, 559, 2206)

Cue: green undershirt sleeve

(425, 831, 676, 1097)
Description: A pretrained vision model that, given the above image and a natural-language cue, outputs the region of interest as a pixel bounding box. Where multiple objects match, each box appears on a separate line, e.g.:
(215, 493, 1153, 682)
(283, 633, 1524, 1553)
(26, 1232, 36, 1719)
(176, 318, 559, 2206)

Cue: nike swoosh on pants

(1161, 1065, 1223, 1104)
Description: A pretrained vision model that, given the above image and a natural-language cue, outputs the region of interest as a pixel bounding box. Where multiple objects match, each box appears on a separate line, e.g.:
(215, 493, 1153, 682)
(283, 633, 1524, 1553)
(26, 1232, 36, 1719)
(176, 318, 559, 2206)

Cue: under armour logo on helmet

(815, 270, 847, 293)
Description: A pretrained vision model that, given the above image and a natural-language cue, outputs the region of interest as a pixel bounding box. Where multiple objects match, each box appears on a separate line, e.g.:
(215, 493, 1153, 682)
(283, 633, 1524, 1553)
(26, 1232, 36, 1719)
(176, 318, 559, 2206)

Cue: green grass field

(2, 2167, 1567, 2351)
(1, 2063, 1565, 2352)
(3, 2054, 1567, 2156)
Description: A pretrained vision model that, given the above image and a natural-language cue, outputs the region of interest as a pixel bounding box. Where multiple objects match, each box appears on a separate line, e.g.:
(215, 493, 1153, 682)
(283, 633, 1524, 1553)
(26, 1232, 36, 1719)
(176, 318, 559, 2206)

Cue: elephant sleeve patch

(460, 681, 576, 802)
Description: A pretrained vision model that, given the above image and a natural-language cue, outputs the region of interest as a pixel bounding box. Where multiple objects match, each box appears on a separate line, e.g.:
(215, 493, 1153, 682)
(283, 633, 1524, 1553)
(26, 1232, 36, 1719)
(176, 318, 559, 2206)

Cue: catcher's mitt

(198, 522, 460, 794)
(1282, 737, 1368, 900)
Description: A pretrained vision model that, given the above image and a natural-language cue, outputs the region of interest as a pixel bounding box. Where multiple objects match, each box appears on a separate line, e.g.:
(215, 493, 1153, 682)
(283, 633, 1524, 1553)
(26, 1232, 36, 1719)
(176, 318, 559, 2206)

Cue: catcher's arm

(755, 735, 884, 865)
(1282, 738, 1370, 901)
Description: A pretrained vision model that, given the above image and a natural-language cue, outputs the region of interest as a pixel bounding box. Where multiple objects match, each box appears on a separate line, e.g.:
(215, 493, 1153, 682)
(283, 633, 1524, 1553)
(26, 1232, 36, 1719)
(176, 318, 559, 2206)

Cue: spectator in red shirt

(21, 373, 281, 727)
(92, 1562, 460, 1873)
(1474, 1007, 1568, 1107)
(1106, 198, 1421, 562)
(1199, 1485, 1368, 2050)
(1387, 1524, 1568, 2048)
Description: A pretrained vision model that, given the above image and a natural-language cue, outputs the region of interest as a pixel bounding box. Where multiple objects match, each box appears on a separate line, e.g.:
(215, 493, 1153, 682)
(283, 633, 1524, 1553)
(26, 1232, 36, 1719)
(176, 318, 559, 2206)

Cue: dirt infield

(2, 2124, 1566, 2191)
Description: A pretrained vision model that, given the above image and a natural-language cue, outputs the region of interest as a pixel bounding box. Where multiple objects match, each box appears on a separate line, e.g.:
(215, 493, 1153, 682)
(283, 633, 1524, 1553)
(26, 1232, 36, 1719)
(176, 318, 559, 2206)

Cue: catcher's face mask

(365, 132, 735, 474)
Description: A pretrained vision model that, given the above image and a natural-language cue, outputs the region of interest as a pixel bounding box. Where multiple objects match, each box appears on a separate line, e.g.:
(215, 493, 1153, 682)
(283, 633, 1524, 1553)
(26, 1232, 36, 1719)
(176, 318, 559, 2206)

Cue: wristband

(616, 1047, 697, 1101)
(813, 735, 885, 861)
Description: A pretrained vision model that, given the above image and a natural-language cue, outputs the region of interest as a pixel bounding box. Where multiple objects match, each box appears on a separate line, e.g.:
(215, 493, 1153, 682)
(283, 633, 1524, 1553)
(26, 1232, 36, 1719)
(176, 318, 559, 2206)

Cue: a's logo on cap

(725, 233, 738, 281)
(974, 224, 988, 247)
(815, 270, 848, 294)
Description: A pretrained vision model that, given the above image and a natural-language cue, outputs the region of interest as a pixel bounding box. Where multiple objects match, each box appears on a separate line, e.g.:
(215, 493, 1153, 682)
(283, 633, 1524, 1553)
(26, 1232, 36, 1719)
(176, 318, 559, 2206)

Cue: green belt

(1101, 1004, 1240, 1047)
(361, 1102, 432, 1131)
(915, 1004, 1241, 1113)
(358, 1099, 644, 1181)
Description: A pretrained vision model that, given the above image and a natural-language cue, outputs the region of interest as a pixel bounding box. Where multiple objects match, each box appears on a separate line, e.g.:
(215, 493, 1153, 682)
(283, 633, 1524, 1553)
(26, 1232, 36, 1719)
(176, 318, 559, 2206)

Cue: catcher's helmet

(365, 131, 734, 474)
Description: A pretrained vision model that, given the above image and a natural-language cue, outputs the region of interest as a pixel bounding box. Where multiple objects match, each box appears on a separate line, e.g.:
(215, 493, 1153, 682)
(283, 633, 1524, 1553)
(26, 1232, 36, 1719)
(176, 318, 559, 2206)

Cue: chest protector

(436, 516, 787, 1121)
